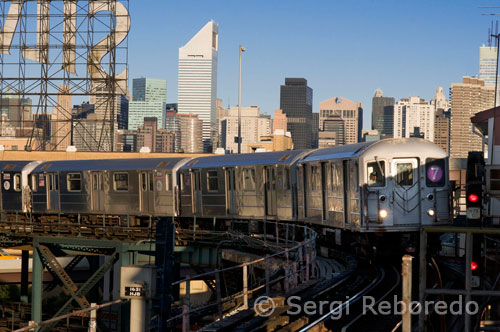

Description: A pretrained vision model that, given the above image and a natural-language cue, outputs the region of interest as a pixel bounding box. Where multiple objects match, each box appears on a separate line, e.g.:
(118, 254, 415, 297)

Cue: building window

(243, 168, 255, 191)
(67, 173, 82, 192)
(207, 170, 219, 191)
(13, 174, 21, 192)
(114, 173, 129, 191)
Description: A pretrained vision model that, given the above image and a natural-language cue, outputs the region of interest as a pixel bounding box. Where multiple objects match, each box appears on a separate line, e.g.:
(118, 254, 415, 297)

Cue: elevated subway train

(0, 138, 452, 251)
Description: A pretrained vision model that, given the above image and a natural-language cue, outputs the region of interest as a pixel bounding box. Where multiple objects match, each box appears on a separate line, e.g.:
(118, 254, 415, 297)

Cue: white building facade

(178, 21, 218, 152)
(220, 106, 271, 153)
(393, 96, 435, 141)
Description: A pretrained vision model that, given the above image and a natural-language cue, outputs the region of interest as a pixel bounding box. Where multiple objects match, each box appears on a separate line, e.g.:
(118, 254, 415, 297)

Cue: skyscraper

(51, 84, 72, 150)
(128, 77, 167, 130)
(220, 106, 271, 153)
(450, 77, 495, 158)
(479, 45, 500, 105)
(132, 78, 167, 103)
(319, 97, 363, 145)
(371, 89, 394, 138)
(393, 96, 435, 141)
(279, 78, 313, 149)
(178, 21, 218, 152)
(178, 113, 203, 153)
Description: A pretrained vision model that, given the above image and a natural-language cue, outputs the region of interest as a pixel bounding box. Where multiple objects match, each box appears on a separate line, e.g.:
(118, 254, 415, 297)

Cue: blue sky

(128, 0, 499, 129)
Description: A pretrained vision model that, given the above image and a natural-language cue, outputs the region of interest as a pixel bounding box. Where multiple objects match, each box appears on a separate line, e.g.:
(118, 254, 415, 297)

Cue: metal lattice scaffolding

(0, 0, 129, 151)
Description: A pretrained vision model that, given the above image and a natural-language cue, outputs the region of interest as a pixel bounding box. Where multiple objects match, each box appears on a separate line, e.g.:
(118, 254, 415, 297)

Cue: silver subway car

(297, 138, 450, 232)
(178, 150, 310, 220)
(30, 158, 189, 217)
(1, 161, 42, 213)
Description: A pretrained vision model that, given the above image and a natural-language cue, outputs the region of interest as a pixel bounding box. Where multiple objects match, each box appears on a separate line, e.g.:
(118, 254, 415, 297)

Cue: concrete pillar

(402, 255, 413, 332)
(130, 298, 146, 332)
(243, 264, 248, 309)
(89, 303, 97, 332)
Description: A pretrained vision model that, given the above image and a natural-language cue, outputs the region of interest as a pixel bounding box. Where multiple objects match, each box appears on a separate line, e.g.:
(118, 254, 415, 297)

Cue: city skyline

(128, 0, 496, 130)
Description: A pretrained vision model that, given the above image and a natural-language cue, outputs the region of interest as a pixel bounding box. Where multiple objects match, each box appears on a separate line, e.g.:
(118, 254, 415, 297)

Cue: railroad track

(336, 265, 401, 332)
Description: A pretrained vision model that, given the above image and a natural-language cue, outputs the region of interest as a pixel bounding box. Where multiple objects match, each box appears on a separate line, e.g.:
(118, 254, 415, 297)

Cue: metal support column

(20, 250, 29, 303)
(418, 228, 427, 332)
(31, 244, 43, 326)
(465, 232, 473, 332)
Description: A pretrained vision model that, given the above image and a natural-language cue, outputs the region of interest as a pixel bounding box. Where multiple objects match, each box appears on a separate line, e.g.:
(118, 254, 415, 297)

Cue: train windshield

(367, 161, 385, 187)
(426, 158, 445, 187)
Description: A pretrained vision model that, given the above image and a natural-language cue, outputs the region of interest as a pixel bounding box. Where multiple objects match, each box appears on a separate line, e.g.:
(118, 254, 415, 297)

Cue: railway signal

(466, 152, 485, 222)
(471, 234, 483, 288)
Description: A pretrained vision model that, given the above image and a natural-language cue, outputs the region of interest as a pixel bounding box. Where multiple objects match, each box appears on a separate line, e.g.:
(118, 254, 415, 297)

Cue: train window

(330, 162, 343, 193)
(277, 168, 283, 190)
(149, 173, 154, 191)
(31, 174, 37, 192)
(48, 174, 53, 191)
(67, 173, 82, 192)
(141, 173, 147, 191)
(243, 168, 255, 191)
(284, 168, 291, 191)
(367, 161, 385, 187)
(165, 173, 172, 191)
(396, 163, 414, 186)
(114, 173, 129, 191)
(207, 170, 219, 191)
(426, 158, 445, 187)
(13, 174, 21, 192)
(311, 166, 319, 191)
(55, 174, 59, 190)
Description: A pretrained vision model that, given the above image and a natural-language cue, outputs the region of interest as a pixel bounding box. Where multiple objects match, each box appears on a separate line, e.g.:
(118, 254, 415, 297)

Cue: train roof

(300, 142, 375, 162)
(32, 158, 189, 172)
(180, 150, 309, 169)
(0, 160, 36, 172)
(302, 138, 447, 162)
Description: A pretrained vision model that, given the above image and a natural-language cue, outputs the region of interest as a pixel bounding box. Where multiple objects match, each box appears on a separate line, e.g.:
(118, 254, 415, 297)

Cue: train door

(46, 173, 60, 211)
(392, 158, 420, 225)
(348, 160, 361, 228)
(91, 171, 104, 212)
(140, 171, 155, 214)
(225, 167, 237, 215)
(191, 170, 202, 214)
(343, 161, 350, 226)
(265, 166, 277, 216)
(321, 163, 328, 222)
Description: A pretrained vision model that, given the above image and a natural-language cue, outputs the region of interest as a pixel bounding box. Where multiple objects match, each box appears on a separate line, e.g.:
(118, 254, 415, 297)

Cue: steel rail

(297, 266, 385, 332)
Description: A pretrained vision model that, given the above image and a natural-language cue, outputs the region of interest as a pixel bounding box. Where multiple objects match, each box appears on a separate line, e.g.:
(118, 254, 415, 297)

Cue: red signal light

(471, 261, 478, 271)
(468, 194, 479, 203)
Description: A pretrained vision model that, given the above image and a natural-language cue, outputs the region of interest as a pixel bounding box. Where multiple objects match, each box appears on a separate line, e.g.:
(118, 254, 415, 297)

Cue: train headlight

(427, 209, 435, 217)
(379, 209, 388, 219)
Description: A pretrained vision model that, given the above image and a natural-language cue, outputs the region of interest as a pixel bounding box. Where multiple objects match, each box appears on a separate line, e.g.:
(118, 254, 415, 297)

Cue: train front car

(298, 138, 451, 256)
(360, 138, 450, 231)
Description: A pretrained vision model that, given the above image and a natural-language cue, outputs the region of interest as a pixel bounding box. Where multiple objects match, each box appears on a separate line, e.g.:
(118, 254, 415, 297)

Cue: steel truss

(0, 0, 129, 151)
